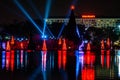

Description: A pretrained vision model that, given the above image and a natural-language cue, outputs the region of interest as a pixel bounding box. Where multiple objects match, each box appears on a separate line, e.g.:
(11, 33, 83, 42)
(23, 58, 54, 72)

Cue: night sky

(0, 0, 120, 24)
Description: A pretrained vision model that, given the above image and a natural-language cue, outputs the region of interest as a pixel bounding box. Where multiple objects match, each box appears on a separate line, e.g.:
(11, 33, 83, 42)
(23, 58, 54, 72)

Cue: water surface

(0, 49, 120, 80)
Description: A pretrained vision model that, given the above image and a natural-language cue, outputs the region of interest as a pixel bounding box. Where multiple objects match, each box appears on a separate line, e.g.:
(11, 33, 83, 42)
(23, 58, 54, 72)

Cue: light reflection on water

(75, 50, 95, 80)
(1, 50, 28, 71)
(75, 50, 84, 80)
(115, 50, 120, 78)
(0, 50, 120, 80)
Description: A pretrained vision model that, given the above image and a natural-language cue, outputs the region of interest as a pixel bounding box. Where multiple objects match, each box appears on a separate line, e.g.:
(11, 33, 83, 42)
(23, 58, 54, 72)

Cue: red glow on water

(20, 50, 23, 65)
(106, 50, 110, 55)
(71, 5, 75, 10)
(101, 50, 104, 55)
(63, 51, 67, 70)
(84, 51, 95, 65)
(101, 40, 104, 50)
(85, 54, 91, 64)
(82, 68, 95, 80)
(6, 51, 10, 70)
(43, 52, 47, 71)
(62, 39, 67, 50)
(6, 41, 10, 51)
(11, 50, 14, 71)
(42, 40, 47, 51)
(86, 42, 91, 51)
(42, 51, 47, 71)
(58, 50, 67, 70)
(58, 50, 62, 69)
(106, 54, 110, 69)
(101, 50, 110, 68)
(101, 55, 104, 67)
(27, 50, 33, 53)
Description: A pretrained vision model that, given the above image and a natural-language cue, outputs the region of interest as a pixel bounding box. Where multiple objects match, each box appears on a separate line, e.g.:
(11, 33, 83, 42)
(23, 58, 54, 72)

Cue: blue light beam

(14, 0, 43, 34)
(27, 0, 43, 21)
(27, 0, 54, 38)
(27, 0, 54, 37)
(46, 27, 55, 37)
(57, 10, 71, 39)
(43, 0, 52, 37)
(76, 25, 80, 38)
(75, 50, 84, 80)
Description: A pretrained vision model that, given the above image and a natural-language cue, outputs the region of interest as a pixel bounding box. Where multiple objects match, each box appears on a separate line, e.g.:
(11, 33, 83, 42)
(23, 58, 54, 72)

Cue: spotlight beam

(43, 0, 52, 36)
(27, 0, 54, 37)
(46, 27, 54, 37)
(14, 0, 43, 34)
(29, 64, 42, 80)
(57, 10, 71, 39)
(76, 25, 80, 38)
(27, 0, 43, 21)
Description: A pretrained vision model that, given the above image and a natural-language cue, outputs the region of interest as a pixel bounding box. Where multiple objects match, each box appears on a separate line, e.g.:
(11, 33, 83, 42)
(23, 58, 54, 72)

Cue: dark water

(0, 49, 120, 80)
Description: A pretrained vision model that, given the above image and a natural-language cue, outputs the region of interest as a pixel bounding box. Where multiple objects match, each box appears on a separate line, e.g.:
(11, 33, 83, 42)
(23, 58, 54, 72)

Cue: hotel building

(45, 15, 120, 28)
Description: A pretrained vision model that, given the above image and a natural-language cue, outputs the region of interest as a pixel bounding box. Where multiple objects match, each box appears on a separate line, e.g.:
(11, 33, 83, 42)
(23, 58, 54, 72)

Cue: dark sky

(0, 0, 120, 24)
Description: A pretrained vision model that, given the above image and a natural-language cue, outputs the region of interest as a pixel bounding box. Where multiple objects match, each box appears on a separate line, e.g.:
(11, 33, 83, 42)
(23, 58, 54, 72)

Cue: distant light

(117, 50, 120, 55)
(21, 38, 24, 41)
(118, 25, 120, 29)
(84, 40, 88, 43)
(71, 5, 75, 10)
(5, 36, 10, 40)
(17, 38, 20, 41)
(45, 19, 48, 22)
(42, 35, 47, 39)
(82, 15, 95, 18)
(2, 42, 6, 50)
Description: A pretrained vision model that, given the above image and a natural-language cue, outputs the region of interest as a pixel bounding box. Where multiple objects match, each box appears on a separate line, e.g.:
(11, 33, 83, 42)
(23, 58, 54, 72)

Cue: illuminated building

(45, 15, 120, 28)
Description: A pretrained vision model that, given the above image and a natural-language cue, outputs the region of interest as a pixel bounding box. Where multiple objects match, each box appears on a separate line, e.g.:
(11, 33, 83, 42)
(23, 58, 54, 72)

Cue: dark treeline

(0, 19, 43, 37)
(0, 19, 119, 43)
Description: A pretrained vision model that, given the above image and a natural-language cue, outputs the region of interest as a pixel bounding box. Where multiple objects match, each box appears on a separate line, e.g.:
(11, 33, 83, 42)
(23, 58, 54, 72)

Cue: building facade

(45, 18, 120, 28)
